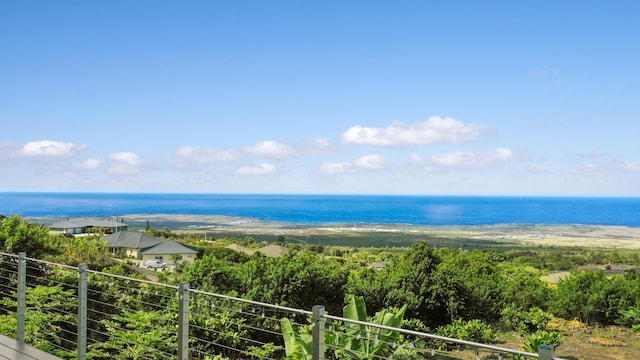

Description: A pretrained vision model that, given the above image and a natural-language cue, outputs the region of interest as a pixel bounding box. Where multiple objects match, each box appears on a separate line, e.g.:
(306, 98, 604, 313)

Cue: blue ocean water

(1, 192, 639, 226)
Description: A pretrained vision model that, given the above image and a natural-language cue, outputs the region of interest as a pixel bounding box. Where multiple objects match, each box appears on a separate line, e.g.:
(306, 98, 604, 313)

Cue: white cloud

(108, 152, 141, 175)
(577, 150, 610, 159)
(570, 163, 603, 174)
(320, 162, 353, 174)
(168, 146, 236, 168)
(75, 158, 102, 170)
(354, 154, 387, 169)
(405, 153, 433, 172)
(613, 161, 640, 171)
(20, 140, 83, 157)
(0, 142, 20, 160)
(244, 140, 296, 159)
(236, 163, 277, 175)
(430, 148, 515, 167)
(299, 137, 337, 155)
(341, 116, 486, 146)
(321, 154, 387, 174)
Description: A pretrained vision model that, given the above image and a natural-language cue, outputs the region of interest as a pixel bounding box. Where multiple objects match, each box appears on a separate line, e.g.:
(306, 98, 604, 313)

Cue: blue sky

(1, 1, 639, 195)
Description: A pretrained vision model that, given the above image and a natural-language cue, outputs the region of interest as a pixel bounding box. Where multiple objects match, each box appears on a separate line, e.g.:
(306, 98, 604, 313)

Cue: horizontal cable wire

(3, 251, 558, 360)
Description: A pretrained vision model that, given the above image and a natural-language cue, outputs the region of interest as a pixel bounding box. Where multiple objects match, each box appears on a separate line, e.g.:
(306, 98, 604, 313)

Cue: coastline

(30, 213, 640, 249)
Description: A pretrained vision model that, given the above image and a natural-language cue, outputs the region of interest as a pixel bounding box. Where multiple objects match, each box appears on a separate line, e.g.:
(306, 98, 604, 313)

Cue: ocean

(1, 192, 639, 227)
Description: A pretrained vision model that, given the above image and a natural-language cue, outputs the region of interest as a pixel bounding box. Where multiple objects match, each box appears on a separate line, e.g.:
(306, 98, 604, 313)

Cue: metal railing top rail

(85, 268, 180, 290)
(0, 252, 18, 260)
(322, 313, 566, 360)
(1, 251, 567, 360)
(189, 288, 313, 317)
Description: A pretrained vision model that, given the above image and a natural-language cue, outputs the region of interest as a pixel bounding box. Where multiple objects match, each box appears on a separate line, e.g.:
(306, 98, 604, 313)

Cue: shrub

(436, 319, 496, 345)
(521, 331, 564, 353)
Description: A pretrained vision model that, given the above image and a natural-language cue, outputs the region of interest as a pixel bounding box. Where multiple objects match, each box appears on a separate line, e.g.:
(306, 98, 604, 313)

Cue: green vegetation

(281, 295, 408, 360)
(1, 215, 640, 359)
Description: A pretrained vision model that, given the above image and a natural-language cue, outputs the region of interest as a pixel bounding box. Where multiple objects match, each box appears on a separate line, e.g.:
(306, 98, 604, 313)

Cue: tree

(0, 285, 76, 357)
(50, 235, 113, 269)
(181, 255, 239, 294)
(499, 266, 551, 311)
(380, 242, 443, 324)
(0, 215, 57, 259)
(89, 310, 176, 360)
(549, 269, 635, 325)
(240, 252, 349, 315)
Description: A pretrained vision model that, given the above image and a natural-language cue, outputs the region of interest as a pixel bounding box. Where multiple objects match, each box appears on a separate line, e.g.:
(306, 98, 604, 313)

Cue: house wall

(53, 227, 84, 234)
(140, 253, 196, 266)
(125, 249, 139, 258)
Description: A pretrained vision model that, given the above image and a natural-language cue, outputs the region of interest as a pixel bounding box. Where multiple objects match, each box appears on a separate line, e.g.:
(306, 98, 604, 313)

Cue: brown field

(102, 214, 640, 249)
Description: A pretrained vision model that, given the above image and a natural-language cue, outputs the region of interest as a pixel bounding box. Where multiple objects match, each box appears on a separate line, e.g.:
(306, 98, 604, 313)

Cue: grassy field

(107, 213, 640, 249)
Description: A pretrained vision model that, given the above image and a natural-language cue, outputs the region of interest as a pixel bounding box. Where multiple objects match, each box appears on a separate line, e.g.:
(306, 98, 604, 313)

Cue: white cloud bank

(430, 148, 515, 167)
(20, 140, 83, 157)
(108, 152, 142, 175)
(236, 163, 277, 175)
(321, 154, 387, 174)
(75, 158, 102, 170)
(244, 140, 296, 159)
(341, 116, 486, 146)
(614, 161, 640, 171)
(167, 146, 236, 168)
(299, 137, 337, 155)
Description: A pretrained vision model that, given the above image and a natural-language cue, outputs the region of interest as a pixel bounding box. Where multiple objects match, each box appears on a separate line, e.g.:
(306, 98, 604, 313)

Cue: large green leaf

(281, 318, 313, 359)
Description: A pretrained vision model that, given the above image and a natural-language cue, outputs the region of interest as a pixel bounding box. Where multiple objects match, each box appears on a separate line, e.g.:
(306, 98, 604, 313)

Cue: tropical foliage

(1, 215, 640, 359)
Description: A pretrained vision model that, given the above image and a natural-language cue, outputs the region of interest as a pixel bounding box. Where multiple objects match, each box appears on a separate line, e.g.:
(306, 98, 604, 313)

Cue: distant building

(225, 243, 256, 256)
(103, 230, 198, 267)
(257, 244, 288, 257)
(48, 218, 128, 235)
(225, 243, 289, 257)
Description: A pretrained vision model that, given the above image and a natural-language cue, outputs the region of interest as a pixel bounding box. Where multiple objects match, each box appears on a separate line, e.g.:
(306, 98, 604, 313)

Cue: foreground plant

(281, 295, 409, 359)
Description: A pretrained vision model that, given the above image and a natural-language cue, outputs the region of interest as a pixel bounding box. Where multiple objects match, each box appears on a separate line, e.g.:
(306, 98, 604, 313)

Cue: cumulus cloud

(577, 150, 610, 159)
(320, 162, 353, 174)
(236, 163, 277, 175)
(613, 161, 640, 171)
(321, 154, 387, 174)
(571, 163, 603, 175)
(244, 141, 296, 159)
(430, 148, 515, 167)
(341, 116, 486, 146)
(20, 140, 83, 157)
(0, 142, 20, 160)
(406, 153, 434, 172)
(167, 146, 236, 168)
(108, 152, 142, 175)
(299, 137, 337, 155)
(354, 154, 387, 169)
(75, 158, 102, 170)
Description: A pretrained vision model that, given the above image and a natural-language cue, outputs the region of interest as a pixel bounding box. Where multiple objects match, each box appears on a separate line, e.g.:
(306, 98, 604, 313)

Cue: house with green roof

(48, 218, 128, 235)
(103, 230, 198, 267)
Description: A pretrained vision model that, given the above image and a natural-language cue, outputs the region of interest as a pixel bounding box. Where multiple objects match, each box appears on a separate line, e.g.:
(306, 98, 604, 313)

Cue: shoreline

(29, 213, 640, 249)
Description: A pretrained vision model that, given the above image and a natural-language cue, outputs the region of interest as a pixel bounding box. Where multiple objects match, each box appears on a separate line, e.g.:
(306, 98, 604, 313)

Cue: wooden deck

(0, 334, 63, 360)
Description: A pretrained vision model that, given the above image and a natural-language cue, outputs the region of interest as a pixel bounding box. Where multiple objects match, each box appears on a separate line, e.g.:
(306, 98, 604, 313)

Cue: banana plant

(280, 316, 313, 359)
(281, 295, 408, 359)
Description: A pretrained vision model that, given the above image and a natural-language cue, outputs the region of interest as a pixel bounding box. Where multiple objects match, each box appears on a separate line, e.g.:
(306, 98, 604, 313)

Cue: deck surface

(0, 334, 63, 360)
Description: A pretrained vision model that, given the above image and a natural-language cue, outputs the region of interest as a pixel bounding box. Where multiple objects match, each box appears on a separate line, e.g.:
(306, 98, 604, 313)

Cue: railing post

(178, 282, 190, 360)
(538, 344, 554, 360)
(312, 305, 325, 360)
(17, 252, 26, 344)
(77, 264, 88, 360)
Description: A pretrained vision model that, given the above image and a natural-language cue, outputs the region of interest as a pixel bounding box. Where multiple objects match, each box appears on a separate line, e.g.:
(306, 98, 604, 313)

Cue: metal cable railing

(0, 251, 565, 360)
